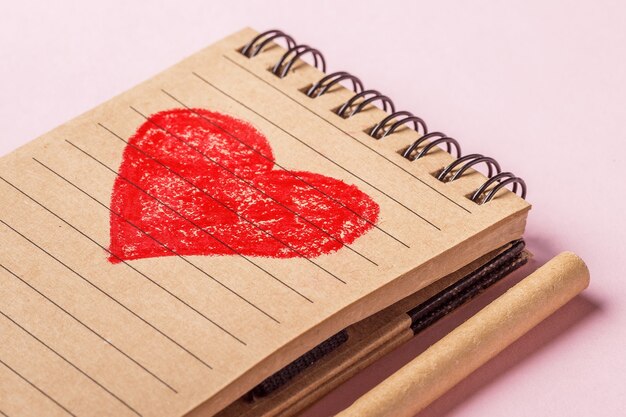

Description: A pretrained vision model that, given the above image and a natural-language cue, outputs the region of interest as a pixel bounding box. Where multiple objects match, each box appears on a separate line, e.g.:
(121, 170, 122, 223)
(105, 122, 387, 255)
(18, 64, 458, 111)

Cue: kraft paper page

(0, 28, 529, 417)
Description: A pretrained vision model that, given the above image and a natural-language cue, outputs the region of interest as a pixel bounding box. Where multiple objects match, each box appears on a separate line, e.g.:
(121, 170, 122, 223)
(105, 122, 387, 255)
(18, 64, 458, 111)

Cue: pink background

(1, 1, 623, 415)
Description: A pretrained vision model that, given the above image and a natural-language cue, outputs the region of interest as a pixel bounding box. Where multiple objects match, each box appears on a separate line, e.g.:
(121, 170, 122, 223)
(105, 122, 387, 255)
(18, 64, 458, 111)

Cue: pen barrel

(336, 251, 590, 417)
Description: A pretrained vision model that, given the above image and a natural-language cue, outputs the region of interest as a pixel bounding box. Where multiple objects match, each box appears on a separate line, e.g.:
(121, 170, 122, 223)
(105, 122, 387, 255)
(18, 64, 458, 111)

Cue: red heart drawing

(109, 108, 379, 262)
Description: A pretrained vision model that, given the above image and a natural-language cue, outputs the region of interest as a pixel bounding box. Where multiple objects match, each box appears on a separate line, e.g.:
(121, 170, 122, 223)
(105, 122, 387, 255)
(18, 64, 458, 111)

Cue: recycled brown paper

(336, 252, 590, 417)
(0, 28, 529, 416)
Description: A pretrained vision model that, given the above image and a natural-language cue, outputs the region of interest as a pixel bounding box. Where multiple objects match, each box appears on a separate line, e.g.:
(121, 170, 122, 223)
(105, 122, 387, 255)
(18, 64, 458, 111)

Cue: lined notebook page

(0, 28, 529, 417)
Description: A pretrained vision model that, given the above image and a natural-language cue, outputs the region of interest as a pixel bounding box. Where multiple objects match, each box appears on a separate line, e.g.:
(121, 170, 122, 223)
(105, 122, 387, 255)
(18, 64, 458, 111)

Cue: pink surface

(1, 1, 623, 416)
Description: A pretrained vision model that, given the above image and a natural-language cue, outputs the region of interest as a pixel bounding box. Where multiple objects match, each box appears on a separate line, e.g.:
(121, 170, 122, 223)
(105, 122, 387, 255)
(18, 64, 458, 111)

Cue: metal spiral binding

(402, 132, 461, 160)
(336, 90, 395, 118)
(370, 111, 428, 139)
(471, 172, 527, 203)
(272, 45, 326, 78)
(241, 29, 527, 204)
(305, 71, 364, 97)
(241, 30, 296, 58)
(437, 154, 501, 182)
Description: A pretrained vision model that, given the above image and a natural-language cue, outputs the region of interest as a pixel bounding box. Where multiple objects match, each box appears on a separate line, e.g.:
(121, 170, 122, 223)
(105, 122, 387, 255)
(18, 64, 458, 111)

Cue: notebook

(0, 28, 529, 417)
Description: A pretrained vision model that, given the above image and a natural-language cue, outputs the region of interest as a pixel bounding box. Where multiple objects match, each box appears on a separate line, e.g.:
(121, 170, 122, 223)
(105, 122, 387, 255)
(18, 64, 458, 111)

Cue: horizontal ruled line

(192, 69, 441, 231)
(161, 88, 410, 249)
(33, 158, 295, 324)
(0, 222, 180, 393)
(71, 135, 321, 296)
(111, 110, 352, 284)
(0, 310, 143, 417)
(0, 175, 222, 363)
(221, 53, 471, 215)
(129, 103, 377, 266)
(0, 357, 77, 417)
(0, 263, 180, 398)
(66, 136, 320, 300)
(31, 158, 251, 343)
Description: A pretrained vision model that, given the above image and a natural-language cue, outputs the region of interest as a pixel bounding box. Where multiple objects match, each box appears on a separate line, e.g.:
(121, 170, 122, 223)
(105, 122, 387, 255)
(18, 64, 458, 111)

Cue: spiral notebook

(0, 28, 530, 417)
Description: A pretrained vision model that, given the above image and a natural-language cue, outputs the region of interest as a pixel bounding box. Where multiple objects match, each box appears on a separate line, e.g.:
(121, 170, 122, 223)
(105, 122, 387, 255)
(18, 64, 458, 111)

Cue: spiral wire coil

(241, 30, 527, 204)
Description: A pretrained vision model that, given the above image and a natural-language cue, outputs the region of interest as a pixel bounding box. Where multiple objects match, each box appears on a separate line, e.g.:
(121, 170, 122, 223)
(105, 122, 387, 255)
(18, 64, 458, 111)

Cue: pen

(336, 252, 590, 417)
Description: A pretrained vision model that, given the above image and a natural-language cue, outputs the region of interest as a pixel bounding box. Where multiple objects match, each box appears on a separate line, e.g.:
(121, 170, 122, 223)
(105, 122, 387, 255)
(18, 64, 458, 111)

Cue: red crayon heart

(109, 108, 379, 263)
